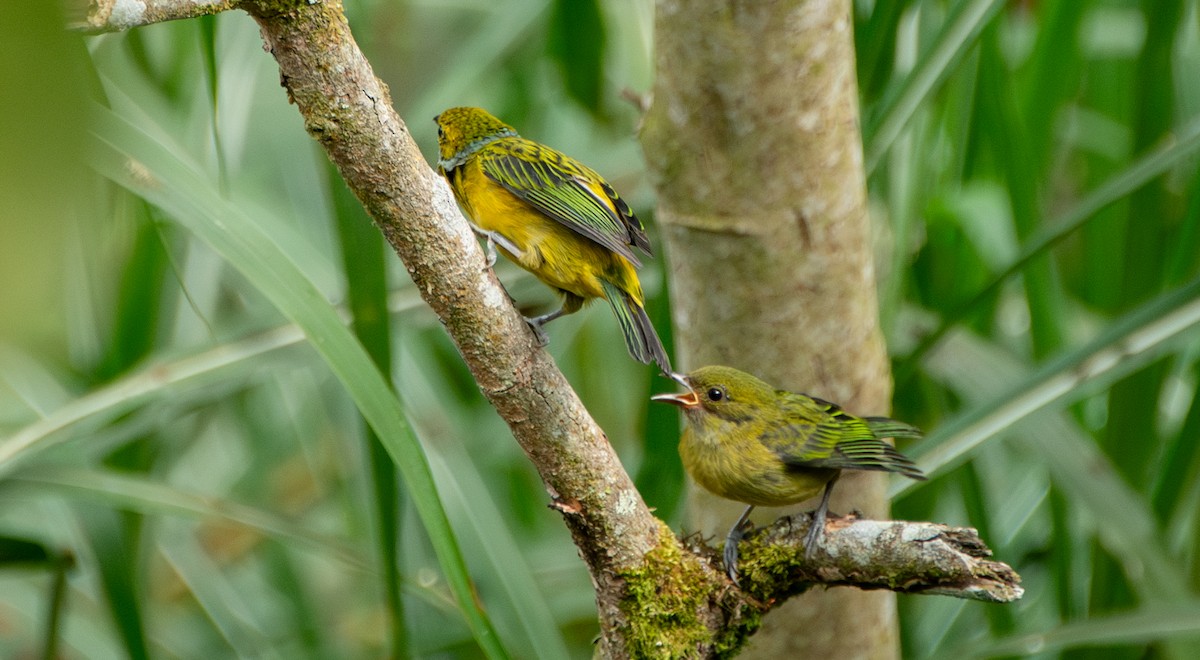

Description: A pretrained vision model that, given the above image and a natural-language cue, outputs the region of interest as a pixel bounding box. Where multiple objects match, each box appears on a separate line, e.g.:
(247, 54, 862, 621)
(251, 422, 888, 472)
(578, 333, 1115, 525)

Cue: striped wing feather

(479, 140, 650, 265)
(761, 393, 926, 480)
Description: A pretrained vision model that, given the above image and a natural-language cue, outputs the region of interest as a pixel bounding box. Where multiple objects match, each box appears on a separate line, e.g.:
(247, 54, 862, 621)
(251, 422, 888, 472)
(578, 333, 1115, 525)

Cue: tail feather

(827, 439, 926, 480)
(802, 417, 926, 481)
(600, 280, 672, 374)
(865, 417, 923, 441)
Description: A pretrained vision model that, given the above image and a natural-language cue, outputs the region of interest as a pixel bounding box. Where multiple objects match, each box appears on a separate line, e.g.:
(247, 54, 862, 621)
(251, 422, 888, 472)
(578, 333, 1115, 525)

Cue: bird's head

(651, 365, 775, 424)
(433, 107, 518, 169)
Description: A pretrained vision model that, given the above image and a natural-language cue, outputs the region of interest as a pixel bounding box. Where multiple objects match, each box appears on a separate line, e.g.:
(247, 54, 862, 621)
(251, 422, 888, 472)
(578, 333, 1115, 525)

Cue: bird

(434, 107, 671, 374)
(652, 365, 926, 583)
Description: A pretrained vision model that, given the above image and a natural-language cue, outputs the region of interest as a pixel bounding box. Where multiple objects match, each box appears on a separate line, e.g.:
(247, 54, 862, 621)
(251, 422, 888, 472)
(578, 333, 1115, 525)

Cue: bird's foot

(803, 509, 839, 559)
(523, 308, 568, 347)
(723, 539, 740, 585)
(803, 481, 837, 560)
(523, 316, 551, 347)
(723, 515, 754, 585)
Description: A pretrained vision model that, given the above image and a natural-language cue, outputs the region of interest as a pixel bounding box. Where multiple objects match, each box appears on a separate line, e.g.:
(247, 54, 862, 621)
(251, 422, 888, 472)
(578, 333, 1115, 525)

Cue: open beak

(651, 372, 700, 407)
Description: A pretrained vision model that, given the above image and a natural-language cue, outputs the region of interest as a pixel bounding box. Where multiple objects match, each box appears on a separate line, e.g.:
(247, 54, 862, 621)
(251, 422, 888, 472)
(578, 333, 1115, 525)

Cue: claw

(523, 316, 551, 347)
(803, 478, 837, 559)
(723, 537, 741, 584)
(723, 505, 755, 585)
(523, 307, 568, 347)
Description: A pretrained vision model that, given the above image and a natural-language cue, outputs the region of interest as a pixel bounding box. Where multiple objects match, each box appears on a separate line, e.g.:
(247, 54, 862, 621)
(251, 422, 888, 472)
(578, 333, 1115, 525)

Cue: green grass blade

(941, 604, 1200, 658)
(11, 465, 466, 615)
(0, 325, 302, 474)
(1101, 0, 1189, 504)
(427, 441, 573, 660)
(329, 161, 407, 657)
(157, 521, 278, 658)
(15, 466, 367, 570)
(96, 203, 172, 381)
(976, 27, 1064, 358)
(196, 15, 227, 193)
(259, 541, 328, 658)
(41, 551, 71, 660)
(1165, 171, 1200, 287)
(896, 115, 1200, 385)
(864, 0, 1005, 174)
(854, 0, 906, 99)
(896, 275, 1200, 488)
(1015, 1, 1086, 175)
(547, 0, 607, 112)
(916, 328, 1192, 605)
(1154, 365, 1200, 524)
(86, 104, 509, 659)
(76, 508, 149, 660)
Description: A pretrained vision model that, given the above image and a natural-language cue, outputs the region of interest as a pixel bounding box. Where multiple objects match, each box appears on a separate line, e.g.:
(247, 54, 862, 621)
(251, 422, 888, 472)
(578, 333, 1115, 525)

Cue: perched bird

(652, 365, 926, 582)
(434, 107, 671, 374)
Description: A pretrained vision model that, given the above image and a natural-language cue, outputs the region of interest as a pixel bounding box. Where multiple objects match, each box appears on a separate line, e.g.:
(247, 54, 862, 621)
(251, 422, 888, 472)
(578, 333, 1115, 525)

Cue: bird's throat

(438, 128, 519, 171)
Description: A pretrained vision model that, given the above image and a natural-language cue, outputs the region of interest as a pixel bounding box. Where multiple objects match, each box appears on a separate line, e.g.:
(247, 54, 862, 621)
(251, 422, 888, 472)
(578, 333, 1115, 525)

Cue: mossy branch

(615, 517, 1021, 659)
(737, 514, 1023, 604)
(72, 1, 1023, 657)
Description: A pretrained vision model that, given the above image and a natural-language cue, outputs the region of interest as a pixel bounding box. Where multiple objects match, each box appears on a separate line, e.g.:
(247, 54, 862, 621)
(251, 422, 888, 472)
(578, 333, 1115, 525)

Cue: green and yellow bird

(652, 365, 926, 582)
(434, 107, 670, 373)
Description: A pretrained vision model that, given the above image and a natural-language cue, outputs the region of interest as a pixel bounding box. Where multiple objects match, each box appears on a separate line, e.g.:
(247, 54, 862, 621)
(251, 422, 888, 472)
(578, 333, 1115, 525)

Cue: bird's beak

(651, 372, 700, 408)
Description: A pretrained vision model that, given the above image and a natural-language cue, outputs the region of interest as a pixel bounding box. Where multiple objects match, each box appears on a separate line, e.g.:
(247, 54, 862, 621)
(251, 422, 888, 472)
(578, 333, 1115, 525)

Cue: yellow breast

(679, 422, 832, 507)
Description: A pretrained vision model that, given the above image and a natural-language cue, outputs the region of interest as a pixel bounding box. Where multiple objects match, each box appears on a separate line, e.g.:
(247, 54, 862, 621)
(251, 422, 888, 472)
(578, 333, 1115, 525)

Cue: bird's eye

(706, 387, 725, 402)
(437, 125, 445, 139)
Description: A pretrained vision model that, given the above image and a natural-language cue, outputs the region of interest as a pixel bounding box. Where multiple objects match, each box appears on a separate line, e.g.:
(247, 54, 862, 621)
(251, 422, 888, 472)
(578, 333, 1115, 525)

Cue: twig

(74, 0, 238, 33)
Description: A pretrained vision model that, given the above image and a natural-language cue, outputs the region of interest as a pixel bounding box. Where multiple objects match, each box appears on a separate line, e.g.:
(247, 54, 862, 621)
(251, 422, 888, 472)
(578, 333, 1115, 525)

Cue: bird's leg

(524, 295, 582, 347)
(523, 307, 567, 347)
(468, 222, 523, 268)
(803, 477, 838, 559)
(481, 235, 499, 268)
(723, 505, 755, 585)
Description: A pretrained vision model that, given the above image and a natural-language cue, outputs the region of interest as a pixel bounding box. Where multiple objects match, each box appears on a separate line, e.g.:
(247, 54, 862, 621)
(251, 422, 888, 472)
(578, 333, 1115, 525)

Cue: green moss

(709, 608, 761, 659)
(616, 523, 762, 658)
(738, 541, 790, 591)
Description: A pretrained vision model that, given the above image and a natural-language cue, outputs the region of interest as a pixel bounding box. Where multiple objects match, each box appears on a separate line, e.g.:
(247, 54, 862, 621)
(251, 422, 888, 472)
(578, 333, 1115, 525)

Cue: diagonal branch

(230, 0, 663, 653)
(235, 0, 661, 575)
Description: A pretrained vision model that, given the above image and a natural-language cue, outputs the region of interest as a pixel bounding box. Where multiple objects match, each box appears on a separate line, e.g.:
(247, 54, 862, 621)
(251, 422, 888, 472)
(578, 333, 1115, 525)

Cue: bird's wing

(761, 393, 923, 477)
(758, 393, 873, 463)
(479, 140, 650, 264)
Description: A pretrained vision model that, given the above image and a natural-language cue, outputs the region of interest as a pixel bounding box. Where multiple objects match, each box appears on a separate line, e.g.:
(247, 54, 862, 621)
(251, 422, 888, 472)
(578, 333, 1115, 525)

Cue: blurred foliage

(0, 0, 1199, 658)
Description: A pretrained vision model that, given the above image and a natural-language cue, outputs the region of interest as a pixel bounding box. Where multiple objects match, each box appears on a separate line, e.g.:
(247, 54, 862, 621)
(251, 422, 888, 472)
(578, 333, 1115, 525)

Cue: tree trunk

(643, 0, 898, 657)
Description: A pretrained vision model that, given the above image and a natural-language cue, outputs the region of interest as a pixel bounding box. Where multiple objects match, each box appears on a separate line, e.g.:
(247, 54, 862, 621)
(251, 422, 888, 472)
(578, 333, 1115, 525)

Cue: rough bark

(643, 0, 900, 657)
(743, 514, 1023, 604)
